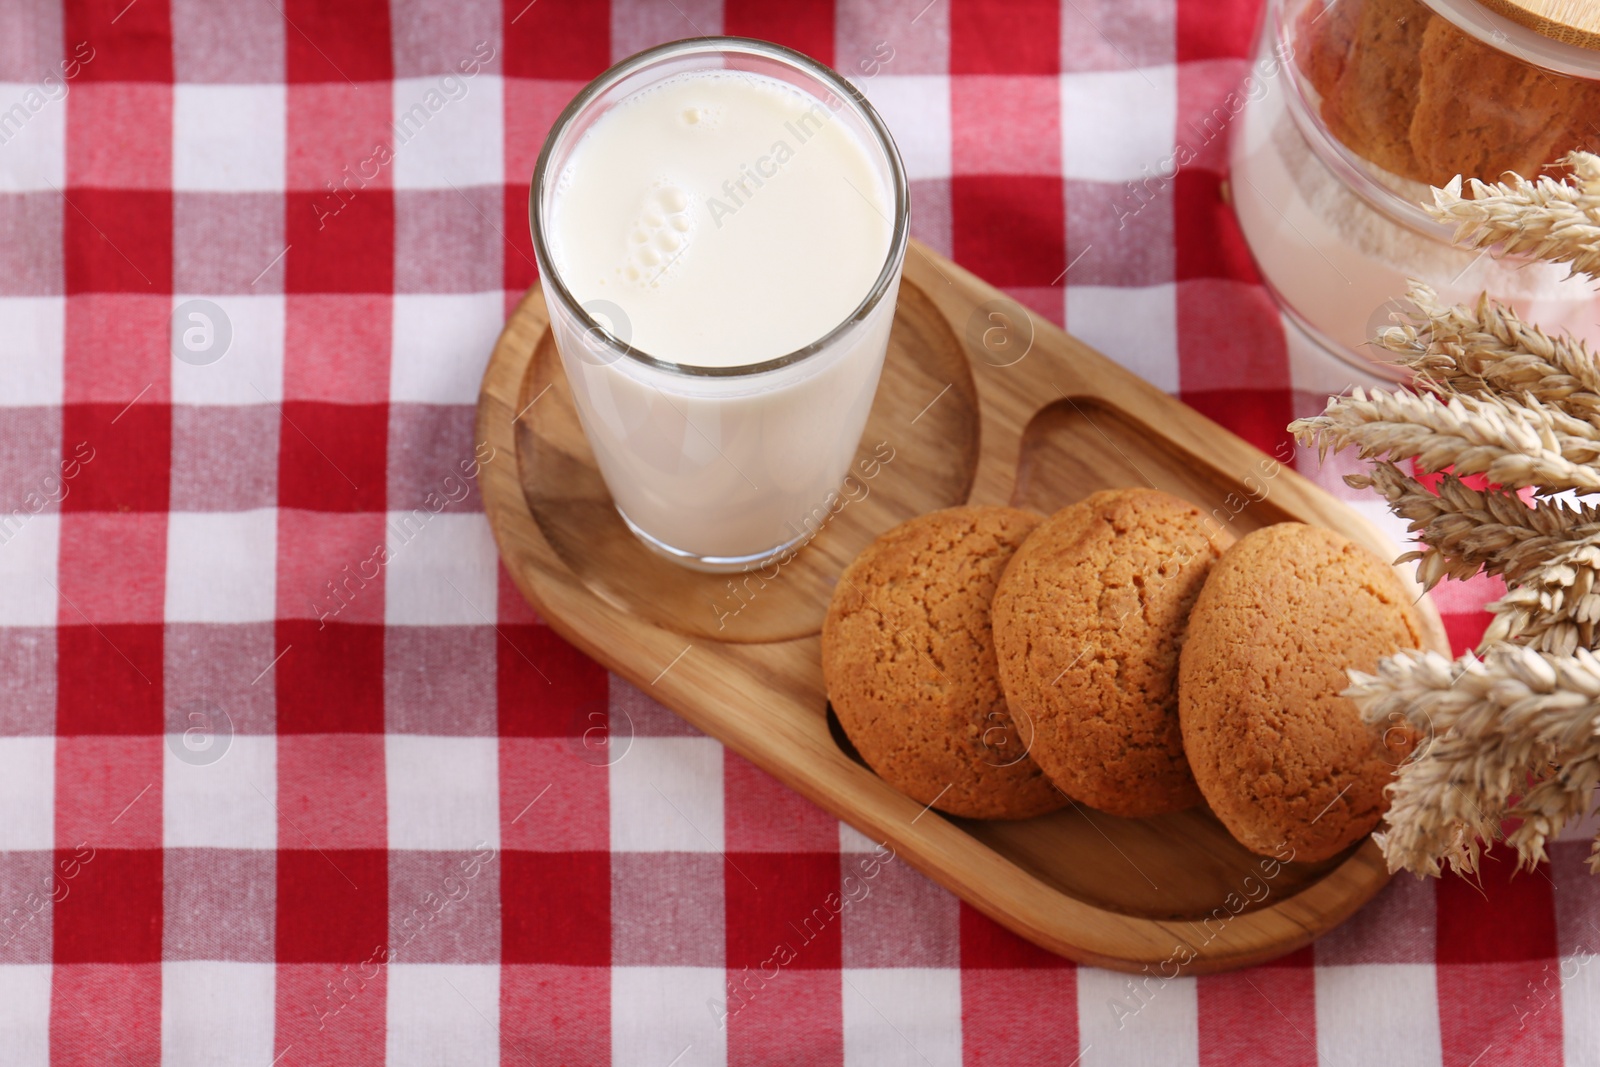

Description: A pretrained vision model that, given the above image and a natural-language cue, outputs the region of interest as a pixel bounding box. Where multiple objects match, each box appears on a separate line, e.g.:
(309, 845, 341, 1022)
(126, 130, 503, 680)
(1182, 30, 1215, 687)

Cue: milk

(550, 70, 893, 366)
(539, 61, 905, 568)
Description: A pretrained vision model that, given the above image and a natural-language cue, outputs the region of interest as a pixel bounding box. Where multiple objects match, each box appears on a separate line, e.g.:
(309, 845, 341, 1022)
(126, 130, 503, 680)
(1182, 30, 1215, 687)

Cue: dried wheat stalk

(1347, 462, 1600, 655)
(1428, 152, 1600, 280)
(1347, 645, 1600, 875)
(1348, 461, 1600, 588)
(1482, 543, 1600, 656)
(1289, 387, 1600, 494)
(1373, 282, 1600, 428)
(1299, 154, 1600, 875)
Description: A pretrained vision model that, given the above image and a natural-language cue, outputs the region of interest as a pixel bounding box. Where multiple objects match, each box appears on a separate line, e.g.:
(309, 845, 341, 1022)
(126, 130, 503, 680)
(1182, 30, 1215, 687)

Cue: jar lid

(1475, 0, 1600, 50)
(1424, 0, 1600, 76)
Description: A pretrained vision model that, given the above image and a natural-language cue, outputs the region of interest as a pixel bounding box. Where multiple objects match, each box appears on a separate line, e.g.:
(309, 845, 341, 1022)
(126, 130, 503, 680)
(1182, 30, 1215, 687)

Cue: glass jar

(1232, 0, 1600, 378)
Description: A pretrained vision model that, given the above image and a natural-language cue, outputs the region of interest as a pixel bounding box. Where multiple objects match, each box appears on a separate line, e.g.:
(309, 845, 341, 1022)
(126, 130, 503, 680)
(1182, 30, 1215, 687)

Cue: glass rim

(529, 36, 911, 379)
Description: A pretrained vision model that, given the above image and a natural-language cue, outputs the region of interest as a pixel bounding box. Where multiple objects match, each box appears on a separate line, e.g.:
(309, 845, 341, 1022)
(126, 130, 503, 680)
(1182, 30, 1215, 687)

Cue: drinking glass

(530, 37, 910, 572)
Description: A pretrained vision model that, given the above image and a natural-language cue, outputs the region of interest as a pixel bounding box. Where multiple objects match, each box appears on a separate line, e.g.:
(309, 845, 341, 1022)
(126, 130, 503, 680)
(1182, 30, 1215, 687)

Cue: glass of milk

(530, 38, 909, 572)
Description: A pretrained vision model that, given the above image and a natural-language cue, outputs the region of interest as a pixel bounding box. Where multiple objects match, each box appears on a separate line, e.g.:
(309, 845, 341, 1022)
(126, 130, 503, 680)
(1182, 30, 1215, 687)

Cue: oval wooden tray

(476, 239, 1450, 975)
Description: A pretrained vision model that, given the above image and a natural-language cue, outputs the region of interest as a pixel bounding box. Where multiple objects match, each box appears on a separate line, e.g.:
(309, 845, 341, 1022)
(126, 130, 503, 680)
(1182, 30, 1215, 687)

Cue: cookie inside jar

(1293, 0, 1600, 187)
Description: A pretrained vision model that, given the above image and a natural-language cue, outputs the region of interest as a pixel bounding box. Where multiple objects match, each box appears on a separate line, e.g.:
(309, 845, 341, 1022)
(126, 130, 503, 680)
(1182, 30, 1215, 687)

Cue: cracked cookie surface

(1179, 522, 1424, 862)
(822, 506, 1066, 820)
(991, 489, 1228, 818)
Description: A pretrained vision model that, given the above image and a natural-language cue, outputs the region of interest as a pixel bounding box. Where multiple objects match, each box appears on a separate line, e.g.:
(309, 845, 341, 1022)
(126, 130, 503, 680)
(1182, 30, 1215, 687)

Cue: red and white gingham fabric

(1, 0, 1597, 1064)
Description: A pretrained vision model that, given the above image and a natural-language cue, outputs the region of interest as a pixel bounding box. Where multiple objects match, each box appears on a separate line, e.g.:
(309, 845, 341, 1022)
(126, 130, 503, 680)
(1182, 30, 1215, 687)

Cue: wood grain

(1476, 0, 1600, 49)
(476, 239, 1451, 974)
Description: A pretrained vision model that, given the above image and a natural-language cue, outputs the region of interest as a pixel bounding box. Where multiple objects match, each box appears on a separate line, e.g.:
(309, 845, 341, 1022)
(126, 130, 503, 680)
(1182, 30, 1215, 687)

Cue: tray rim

(477, 240, 1447, 975)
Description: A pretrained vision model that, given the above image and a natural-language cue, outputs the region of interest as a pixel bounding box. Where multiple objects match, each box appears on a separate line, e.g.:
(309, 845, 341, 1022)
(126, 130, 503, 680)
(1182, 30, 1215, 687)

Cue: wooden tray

(476, 239, 1450, 975)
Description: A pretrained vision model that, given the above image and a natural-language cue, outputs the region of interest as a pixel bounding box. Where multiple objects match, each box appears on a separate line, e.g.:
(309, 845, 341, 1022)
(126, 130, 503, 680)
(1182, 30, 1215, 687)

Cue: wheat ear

(1349, 461, 1600, 587)
(1289, 388, 1600, 494)
(1373, 282, 1600, 428)
(1346, 645, 1600, 875)
(1427, 152, 1600, 280)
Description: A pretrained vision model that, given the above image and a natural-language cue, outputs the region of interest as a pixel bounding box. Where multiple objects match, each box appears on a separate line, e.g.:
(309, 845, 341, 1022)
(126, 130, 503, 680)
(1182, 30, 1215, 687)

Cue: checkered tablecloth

(3, 0, 1598, 1064)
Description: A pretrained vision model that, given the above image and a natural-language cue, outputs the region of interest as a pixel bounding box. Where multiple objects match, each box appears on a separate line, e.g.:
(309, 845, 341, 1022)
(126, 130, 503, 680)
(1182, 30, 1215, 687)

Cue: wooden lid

(1475, 0, 1600, 50)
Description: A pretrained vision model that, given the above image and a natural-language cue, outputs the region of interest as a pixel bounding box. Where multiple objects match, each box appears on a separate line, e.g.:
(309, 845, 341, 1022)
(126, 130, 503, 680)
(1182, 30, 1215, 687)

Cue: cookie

(822, 506, 1067, 820)
(1297, 0, 1361, 104)
(1565, 112, 1600, 159)
(1319, 0, 1432, 182)
(1178, 523, 1425, 863)
(991, 489, 1231, 818)
(1410, 17, 1594, 184)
